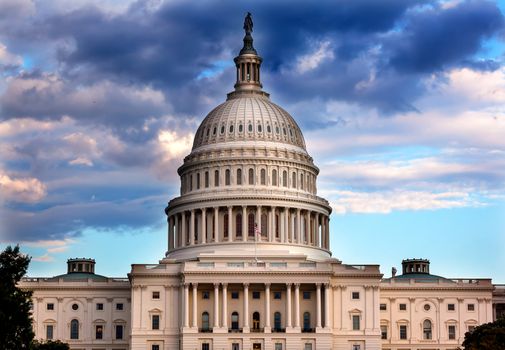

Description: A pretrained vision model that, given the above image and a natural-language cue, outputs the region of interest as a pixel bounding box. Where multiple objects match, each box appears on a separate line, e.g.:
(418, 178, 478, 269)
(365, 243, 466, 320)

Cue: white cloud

(69, 157, 94, 166)
(157, 130, 194, 159)
(32, 254, 55, 262)
(295, 40, 334, 74)
(0, 43, 23, 67)
(0, 172, 47, 203)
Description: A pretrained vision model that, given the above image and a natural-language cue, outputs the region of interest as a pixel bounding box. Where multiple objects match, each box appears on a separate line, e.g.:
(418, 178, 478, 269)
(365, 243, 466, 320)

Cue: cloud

(0, 172, 47, 203)
(32, 254, 55, 262)
(295, 40, 334, 74)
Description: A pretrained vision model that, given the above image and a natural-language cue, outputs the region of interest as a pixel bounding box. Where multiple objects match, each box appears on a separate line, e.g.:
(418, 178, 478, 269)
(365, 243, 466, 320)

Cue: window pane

(116, 324, 123, 339)
(46, 325, 53, 340)
(152, 315, 160, 329)
(352, 315, 360, 330)
(70, 319, 79, 339)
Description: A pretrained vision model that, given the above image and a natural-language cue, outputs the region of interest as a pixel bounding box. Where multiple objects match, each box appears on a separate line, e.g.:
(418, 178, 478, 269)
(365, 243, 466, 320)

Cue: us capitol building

(20, 14, 503, 350)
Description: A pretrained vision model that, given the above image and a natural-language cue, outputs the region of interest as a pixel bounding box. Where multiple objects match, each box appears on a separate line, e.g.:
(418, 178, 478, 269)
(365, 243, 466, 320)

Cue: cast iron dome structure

(164, 14, 332, 262)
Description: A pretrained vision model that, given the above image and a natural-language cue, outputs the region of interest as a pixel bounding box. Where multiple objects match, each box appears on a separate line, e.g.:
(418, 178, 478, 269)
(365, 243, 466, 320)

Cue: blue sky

(0, 0, 504, 282)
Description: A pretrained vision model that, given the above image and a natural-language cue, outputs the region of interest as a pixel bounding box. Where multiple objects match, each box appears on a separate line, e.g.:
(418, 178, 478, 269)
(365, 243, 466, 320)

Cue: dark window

(46, 325, 53, 340)
(252, 311, 260, 330)
(236, 214, 242, 237)
(115, 324, 123, 339)
(231, 291, 239, 299)
(423, 319, 432, 339)
(116, 303, 123, 311)
(352, 315, 360, 330)
(468, 304, 475, 311)
(202, 291, 210, 299)
(352, 292, 360, 300)
(224, 213, 229, 238)
(202, 312, 210, 331)
(274, 312, 282, 330)
(274, 291, 282, 299)
(95, 325, 103, 339)
(229, 124, 234, 133)
(237, 169, 242, 185)
(202, 344, 210, 350)
(214, 170, 219, 187)
(303, 291, 311, 300)
(303, 312, 310, 331)
(252, 291, 260, 299)
(70, 319, 79, 339)
(380, 303, 387, 311)
(272, 169, 277, 186)
(424, 304, 431, 311)
(71, 303, 78, 311)
(248, 168, 254, 185)
(205, 171, 209, 188)
(231, 312, 239, 330)
(225, 169, 231, 186)
(468, 325, 475, 333)
(292, 172, 297, 188)
(96, 303, 104, 310)
(267, 125, 271, 133)
(260, 169, 266, 185)
(220, 125, 225, 134)
(257, 124, 262, 132)
(152, 315, 160, 330)
(448, 303, 455, 311)
(196, 173, 200, 189)
(248, 124, 253, 132)
(400, 325, 407, 339)
(399, 303, 407, 311)
(190, 174, 193, 191)
(152, 345, 160, 350)
(239, 124, 243, 133)
(47, 303, 54, 310)
(381, 325, 387, 339)
(152, 291, 160, 299)
(248, 213, 255, 238)
(282, 171, 287, 187)
(232, 343, 240, 350)
(448, 325, 456, 340)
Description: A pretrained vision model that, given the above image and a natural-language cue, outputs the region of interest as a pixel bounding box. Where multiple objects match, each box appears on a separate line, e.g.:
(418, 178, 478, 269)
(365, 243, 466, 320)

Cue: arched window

(204, 171, 209, 188)
(214, 170, 219, 187)
(190, 174, 193, 191)
(224, 214, 229, 238)
(303, 312, 311, 331)
(248, 213, 255, 238)
(272, 169, 277, 186)
(274, 312, 282, 331)
(261, 214, 268, 238)
(70, 319, 79, 339)
(202, 312, 210, 331)
(260, 169, 266, 185)
(231, 312, 239, 330)
(292, 172, 297, 188)
(248, 168, 254, 185)
(423, 320, 432, 339)
(225, 169, 231, 186)
(236, 214, 242, 237)
(282, 171, 287, 187)
(196, 173, 201, 189)
(237, 169, 242, 185)
(300, 173, 304, 190)
(248, 123, 253, 132)
(252, 312, 260, 330)
(275, 214, 280, 239)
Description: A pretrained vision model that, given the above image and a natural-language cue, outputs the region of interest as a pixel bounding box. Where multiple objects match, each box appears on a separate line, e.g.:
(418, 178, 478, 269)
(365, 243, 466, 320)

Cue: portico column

(316, 283, 322, 328)
(294, 283, 300, 328)
(183, 283, 189, 328)
(297, 209, 302, 244)
(286, 283, 292, 328)
(174, 215, 179, 248)
(213, 283, 219, 328)
(326, 217, 330, 249)
(192, 283, 198, 328)
(168, 216, 174, 250)
(265, 283, 271, 330)
(227, 206, 233, 242)
(324, 283, 330, 328)
(305, 211, 310, 244)
(315, 213, 319, 247)
(201, 208, 206, 244)
(214, 207, 219, 242)
(285, 208, 290, 243)
(290, 211, 295, 243)
(268, 207, 273, 242)
(280, 208, 285, 242)
(181, 212, 187, 247)
(243, 283, 250, 330)
(222, 284, 228, 329)
(256, 206, 262, 239)
(242, 206, 247, 241)
(190, 210, 195, 245)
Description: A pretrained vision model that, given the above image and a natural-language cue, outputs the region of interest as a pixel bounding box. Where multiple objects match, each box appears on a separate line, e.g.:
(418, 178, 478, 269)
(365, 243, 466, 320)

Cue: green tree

(0, 245, 34, 349)
(461, 317, 505, 350)
(31, 340, 70, 350)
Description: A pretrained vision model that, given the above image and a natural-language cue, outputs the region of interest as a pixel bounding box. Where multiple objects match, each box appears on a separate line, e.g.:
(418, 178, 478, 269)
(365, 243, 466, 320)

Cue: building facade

(20, 15, 498, 350)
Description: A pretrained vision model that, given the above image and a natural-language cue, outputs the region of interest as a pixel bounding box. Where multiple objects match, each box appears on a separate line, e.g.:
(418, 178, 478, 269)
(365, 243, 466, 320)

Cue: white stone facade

(19, 17, 497, 350)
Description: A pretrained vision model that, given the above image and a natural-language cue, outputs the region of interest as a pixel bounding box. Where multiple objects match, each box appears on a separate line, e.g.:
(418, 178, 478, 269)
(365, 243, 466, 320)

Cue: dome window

(267, 125, 271, 133)
(275, 126, 280, 134)
(248, 123, 253, 132)
(257, 124, 262, 132)
(212, 127, 217, 135)
(220, 125, 225, 134)
(239, 124, 243, 133)
(289, 127, 293, 137)
(283, 127, 287, 135)
(206, 128, 210, 137)
(229, 124, 234, 133)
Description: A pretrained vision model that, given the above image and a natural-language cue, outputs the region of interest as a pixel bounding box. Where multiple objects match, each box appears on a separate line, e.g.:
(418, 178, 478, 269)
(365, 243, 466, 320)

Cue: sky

(0, 0, 504, 282)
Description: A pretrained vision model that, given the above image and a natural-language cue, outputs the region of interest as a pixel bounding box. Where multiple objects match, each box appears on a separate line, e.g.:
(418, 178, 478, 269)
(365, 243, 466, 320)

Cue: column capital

(202, 207, 206, 213)
(243, 283, 249, 288)
(324, 283, 330, 288)
(264, 283, 271, 287)
(192, 283, 198, 288)
(294, 283, 300, 288)
(214, 283, 220, 288)
(222, 283, 228, 288)
(286, 283, 292, 288)
(316, 283, 322, 288)
(227, 205, 233, 210)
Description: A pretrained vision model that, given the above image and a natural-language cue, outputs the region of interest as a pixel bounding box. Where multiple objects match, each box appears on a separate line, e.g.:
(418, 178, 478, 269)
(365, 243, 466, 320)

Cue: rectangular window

(152, 315, 160, 330)
(252, 291, 260, 299)
(352, 292, 360, 300)
(399, 303, 407, 311)
(448, 325, 456, 340)
(96, 303, 103, 310)
(202, 291, 210, 299)
(448, 303, 455, 311)
(95, 325, 103, 339)
(352, 315, 360, 330)
(232, 343, 240, 350)
(116, 303, 124, 311)
(304, 344, 312, 350)
(152, 291, 160, 299)
(115, 324, 123, 339)
(380, 303, 387, 311)
(303, 291, 311, 299)
(400, 325, 407, 339)
(46, 325, 53, 340)
(275, 344, 282, 350)
(231, 291, 239, 299)
(352, 346, 360, 350)
(152, 345, 160, 350)
(197, 173, 200, 189)
(468, 303, 475, 311)
(273, 291, 282, 300)
(381, 325, 388, 339)
(202, 343, 210, 350)
(468, 325, 475, 333)
(46, 303, 54, 311)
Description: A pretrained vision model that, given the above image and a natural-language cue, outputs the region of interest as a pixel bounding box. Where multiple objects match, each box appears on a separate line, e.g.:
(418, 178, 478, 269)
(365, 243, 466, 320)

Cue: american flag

(254, 224, 261, 241)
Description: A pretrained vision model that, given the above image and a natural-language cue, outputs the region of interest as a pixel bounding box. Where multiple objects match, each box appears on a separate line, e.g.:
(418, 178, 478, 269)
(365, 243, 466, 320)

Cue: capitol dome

(164, 18, 332, 262)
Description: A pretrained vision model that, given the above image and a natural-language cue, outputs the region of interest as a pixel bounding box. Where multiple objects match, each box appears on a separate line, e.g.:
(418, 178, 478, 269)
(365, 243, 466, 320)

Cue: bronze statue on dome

(244, 12, 253, 35)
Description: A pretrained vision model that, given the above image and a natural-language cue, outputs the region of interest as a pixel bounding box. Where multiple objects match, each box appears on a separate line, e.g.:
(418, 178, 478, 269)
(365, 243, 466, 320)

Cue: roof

(48, 272, 109, 282)
(383, 273, 455, 283)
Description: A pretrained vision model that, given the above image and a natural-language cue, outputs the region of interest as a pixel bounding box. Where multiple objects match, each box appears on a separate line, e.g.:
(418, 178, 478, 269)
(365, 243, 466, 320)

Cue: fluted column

(242, 206, 247, 241)
(222, 284, 228, 329)
(324, 284, 330, 328)
(268, 207, 273, 242)
(294, 283, 300, 329)
(213, 283, 219, 328)
(201, 208, 207, 244)
(181, 212, 187, 247)
(265, 283, 271, 331)
(227, 206, 233, 242)
(190, 210, 195, 245)
(280, 208, 285, 243)
(316, 283, 322, 328)
(214, 207, 219, 243)
(286, 283, 292, 328)
(305, 211, 310, 244)
(297, 209, 302, 244)
(290, 211, 295, 243)
(168, 216, 174, 250)
(315, 213, 319, 247)
(243, 283, 250, 330)
(256, 205, 262, 239)
(184, 283, 189, 328)
(326, 216, 330, 249)
(192, 283, 198, 328)
(174, 215, 179, 248)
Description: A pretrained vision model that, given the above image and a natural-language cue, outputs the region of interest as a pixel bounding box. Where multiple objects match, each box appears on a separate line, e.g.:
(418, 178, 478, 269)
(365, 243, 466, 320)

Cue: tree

(31, 340, 69, 350)
(0, 245, 34, 349)
(461, 318, 505, 350)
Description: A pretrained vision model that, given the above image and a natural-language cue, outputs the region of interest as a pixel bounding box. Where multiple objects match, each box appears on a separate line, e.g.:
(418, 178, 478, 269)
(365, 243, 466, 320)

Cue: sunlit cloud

(0, 172, 47, 203)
